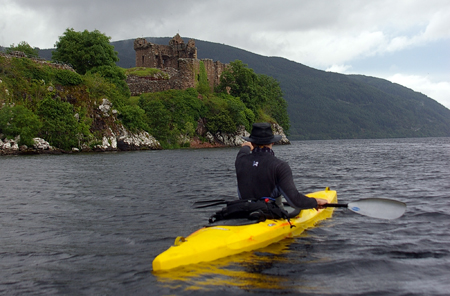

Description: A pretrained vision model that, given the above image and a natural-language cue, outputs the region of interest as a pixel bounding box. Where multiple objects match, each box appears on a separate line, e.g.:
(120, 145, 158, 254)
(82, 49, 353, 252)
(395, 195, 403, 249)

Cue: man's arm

(241, 141, 254, 150)
(276, 162, 327, 209)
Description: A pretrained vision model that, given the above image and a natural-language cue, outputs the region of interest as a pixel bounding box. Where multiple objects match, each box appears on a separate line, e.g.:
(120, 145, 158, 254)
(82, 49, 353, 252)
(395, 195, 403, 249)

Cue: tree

(216, 60, 260, 113)
(6, 41, 39, 58)
(52, 28, 119, 75)
(0, 105, 42, 146)
(217, 60, 290, 132)
(118, 105, 149, 132)
(37, 97, 79, 150)
(258, 75, 290, 132)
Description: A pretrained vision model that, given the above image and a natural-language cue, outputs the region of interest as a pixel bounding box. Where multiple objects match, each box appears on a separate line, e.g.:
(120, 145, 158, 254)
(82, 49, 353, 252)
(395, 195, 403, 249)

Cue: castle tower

(134, 34, 197, 69)
(129, 34, 227, 96)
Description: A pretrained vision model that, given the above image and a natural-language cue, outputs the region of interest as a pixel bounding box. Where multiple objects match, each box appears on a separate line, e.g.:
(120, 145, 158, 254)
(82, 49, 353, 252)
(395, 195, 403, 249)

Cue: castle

(127, 34, 228, 96)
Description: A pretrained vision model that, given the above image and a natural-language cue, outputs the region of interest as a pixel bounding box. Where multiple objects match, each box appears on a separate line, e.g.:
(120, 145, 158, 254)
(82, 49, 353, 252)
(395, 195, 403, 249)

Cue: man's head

(242, 122, 282, 145)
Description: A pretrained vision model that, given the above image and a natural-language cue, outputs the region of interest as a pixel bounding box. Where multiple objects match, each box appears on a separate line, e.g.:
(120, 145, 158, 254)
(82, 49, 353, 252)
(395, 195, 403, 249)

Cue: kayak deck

(153, 187, 337, 271)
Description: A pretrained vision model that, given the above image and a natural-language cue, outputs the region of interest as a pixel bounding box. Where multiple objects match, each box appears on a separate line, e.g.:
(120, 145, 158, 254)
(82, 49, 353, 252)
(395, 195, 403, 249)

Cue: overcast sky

(1, 0, 449, 109)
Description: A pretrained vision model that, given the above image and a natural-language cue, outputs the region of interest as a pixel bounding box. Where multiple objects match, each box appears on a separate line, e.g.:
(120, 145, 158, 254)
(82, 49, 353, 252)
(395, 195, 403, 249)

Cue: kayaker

(236, 122, 328, 213)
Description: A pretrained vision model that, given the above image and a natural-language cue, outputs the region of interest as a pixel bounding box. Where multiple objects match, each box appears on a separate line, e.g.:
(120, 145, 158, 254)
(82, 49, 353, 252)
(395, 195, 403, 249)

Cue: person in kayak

(235, 122, 328, 213)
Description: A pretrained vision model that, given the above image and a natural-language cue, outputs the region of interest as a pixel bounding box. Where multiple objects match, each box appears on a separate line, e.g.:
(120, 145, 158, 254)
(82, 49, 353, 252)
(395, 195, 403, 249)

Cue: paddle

(325, 198, 406, 220)
(193, 199, 227, 208)
(193, 197, 407, 219)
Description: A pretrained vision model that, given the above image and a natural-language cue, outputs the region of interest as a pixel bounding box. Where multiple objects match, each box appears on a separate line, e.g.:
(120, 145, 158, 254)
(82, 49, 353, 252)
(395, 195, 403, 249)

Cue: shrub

(55, 70, 83, 86)
(0, 105, 42, 146)
(88, 65, 130, 97)
(37, 97, 79, 150)
(204, 112, 236, 133)
(118, 105, 149, 132)
(6, 41, 39, 58)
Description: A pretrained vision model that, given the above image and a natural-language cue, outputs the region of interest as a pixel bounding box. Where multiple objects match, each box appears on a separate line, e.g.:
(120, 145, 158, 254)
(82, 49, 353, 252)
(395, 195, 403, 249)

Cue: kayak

(152, 187, 337, 271)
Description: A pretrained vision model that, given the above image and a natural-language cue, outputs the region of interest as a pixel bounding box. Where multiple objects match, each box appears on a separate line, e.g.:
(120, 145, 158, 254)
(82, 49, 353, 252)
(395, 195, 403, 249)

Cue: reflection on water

(153, 204, 336, 292)
(154, 238, 294, 291)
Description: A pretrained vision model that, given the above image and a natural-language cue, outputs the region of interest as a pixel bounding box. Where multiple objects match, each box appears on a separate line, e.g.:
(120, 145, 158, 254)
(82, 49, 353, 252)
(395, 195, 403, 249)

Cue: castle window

(142, 56, 145, 65)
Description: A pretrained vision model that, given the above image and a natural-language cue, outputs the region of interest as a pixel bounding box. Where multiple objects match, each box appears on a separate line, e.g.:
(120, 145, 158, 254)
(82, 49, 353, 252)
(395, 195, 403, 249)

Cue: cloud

(383, 10, 450, 53)
(325, 66, 450, 110)
(1, 0, 449, 110)
(388, 74, 450, 109)
(325, 64, 353, 73)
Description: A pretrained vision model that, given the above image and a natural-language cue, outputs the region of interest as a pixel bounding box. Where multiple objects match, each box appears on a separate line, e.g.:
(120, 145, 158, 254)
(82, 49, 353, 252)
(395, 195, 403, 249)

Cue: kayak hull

(153, 187, 337, 271)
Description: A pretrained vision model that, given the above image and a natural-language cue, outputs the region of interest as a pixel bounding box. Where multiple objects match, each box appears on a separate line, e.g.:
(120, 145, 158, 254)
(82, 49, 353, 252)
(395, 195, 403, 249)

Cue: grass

(125, 67, 169, 79)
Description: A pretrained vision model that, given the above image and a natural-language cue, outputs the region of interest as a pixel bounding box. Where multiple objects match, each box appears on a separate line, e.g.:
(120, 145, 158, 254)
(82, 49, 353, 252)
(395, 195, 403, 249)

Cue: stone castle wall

(134, 34, 198, 69)
(201, 59, 228, 89)
(128, 35, 228, 96)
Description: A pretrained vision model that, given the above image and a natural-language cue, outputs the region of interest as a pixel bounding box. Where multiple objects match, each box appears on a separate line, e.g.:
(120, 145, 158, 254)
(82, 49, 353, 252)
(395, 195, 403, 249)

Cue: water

(1, 138, 449, 295)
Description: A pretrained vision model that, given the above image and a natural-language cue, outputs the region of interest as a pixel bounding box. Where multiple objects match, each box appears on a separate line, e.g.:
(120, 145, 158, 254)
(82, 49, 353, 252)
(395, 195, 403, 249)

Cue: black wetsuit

(235, 146, 317, 209)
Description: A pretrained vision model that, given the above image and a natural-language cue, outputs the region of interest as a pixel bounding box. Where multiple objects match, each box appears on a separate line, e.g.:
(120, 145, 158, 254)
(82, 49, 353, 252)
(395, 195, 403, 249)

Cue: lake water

(1, 138, 449, 295)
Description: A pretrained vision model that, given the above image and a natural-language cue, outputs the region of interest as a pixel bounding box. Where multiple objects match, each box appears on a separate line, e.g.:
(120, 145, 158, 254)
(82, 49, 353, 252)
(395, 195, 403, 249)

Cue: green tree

(217, 60, 290, 132)
(6, 41, 39, 58)
(37, 97, 79, 150)
(220, 93, 254, 131)
(139, 98, 173, 147)
(118, 105, 149, 132)
(0, 105, 42, 146)
(138, 89, 207, 148)
(203, 95, 237, 133)
(216, 60, 260, 113)
(258, 74, 290, 132)
(52, 28, 119, 75)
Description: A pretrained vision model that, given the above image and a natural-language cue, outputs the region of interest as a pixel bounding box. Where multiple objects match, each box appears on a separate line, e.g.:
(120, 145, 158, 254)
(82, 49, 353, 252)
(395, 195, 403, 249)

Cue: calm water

(1, 138, 449, 295)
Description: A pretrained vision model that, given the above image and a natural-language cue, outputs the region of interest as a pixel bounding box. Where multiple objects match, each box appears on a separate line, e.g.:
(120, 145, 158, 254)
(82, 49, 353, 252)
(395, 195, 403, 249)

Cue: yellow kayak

(152, 187, 337, 271)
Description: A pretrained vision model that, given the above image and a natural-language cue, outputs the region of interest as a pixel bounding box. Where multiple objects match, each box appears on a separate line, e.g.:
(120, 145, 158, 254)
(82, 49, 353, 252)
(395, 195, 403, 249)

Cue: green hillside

(39, 37, 450, 140)
(2, 33, 285, 151)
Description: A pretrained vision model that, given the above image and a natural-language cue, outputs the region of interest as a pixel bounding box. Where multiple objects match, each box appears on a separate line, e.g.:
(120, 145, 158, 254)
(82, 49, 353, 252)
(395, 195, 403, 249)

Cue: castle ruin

(127, 34, 228, 96)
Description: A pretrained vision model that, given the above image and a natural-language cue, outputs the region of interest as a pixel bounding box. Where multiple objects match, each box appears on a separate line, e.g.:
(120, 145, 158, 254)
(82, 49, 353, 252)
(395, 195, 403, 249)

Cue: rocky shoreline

(0, 123, 290, 156)
(0, 133, 163, 156)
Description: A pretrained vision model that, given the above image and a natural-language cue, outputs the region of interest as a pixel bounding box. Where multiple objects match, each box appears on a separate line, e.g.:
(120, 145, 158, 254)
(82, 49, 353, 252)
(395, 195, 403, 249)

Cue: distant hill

(39, 37, 450, 140)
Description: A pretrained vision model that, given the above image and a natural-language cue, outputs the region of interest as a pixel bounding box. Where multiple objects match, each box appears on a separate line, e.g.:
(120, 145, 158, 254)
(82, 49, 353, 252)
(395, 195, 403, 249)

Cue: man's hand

(315, 198, 328, 210)
(242, 141, 254, 150)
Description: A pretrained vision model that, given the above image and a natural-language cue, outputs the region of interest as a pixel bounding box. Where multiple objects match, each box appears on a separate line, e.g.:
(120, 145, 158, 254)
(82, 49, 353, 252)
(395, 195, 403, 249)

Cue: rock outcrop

(0, 137, 60, 155)
(190, 121, 290, 148)
(92, 125, 162, 151)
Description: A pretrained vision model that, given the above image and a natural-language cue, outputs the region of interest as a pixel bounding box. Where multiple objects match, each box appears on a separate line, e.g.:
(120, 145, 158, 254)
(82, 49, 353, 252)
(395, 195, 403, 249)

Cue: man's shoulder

(272, 156, 291, 170)
(237, 146, 251, 156)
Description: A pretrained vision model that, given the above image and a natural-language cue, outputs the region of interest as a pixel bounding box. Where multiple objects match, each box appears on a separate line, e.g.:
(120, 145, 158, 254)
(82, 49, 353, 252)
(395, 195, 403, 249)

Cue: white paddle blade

(347, 198, 406, 220)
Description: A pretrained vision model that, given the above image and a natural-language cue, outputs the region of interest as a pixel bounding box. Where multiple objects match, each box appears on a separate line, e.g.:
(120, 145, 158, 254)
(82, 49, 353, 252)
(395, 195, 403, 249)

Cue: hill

(39, 37, 450, 140)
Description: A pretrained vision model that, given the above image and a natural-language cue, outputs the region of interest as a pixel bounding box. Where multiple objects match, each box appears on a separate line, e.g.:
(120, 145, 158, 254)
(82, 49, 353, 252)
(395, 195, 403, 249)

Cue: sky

(1, 0, 449, 109)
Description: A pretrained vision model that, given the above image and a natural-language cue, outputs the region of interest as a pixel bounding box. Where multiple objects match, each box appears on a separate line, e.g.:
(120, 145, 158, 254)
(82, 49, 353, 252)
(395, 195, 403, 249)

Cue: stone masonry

(128, 34, 228, 96)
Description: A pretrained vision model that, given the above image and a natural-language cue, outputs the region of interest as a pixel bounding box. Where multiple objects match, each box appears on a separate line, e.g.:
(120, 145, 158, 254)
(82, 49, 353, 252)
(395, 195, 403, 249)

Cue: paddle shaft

(195, 198, 406, 219)
(325, 203, 348, 208)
